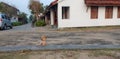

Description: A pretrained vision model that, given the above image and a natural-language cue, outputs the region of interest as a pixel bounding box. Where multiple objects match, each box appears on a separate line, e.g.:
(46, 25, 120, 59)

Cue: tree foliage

(0, 2, 19, 17)
(29, 0, 43, 14)
(18, 12, 27, 18)
(18, 12, 28, 24)
(29, 15, 33, 22)
(0, 3, 4, 12)
(28, 0, 44, 21)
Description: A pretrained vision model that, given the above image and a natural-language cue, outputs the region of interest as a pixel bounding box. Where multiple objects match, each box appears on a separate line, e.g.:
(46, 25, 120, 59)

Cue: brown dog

(40, 35, 47, 46)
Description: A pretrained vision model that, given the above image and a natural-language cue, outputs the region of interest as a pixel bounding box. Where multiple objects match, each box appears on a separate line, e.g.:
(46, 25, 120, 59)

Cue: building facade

(45, 0, 120, 28)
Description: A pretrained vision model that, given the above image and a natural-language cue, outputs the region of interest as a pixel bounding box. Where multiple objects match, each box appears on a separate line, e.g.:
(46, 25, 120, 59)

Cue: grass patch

(0, 49, 120, 59)
(35, 20, 46, 27)
(88, 49, 120, 59)
(88, 50, 115, 57)
(12, 22, 22, 26)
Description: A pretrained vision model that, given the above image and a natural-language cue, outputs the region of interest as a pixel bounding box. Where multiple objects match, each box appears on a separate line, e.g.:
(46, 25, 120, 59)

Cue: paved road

(10, 23, 33, 31)
(7, 23, 52, 31)
(0, 24, 120, 47)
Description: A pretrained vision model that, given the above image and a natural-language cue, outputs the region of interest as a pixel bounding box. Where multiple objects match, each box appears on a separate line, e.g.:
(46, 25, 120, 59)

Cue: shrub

(35, 20, 46, 27)
(12, 22, 22, 26)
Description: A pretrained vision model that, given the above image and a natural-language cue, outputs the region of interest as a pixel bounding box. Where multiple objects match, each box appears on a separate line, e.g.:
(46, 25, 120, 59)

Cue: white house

(45, 0, 120, 29)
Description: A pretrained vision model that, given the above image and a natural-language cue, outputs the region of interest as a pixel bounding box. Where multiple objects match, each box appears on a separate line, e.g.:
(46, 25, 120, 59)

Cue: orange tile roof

(85, 0, 120, 6)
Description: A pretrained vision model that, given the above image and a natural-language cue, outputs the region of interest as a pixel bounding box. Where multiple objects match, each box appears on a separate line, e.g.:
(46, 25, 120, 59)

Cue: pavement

(0, 45, 120, 52)
(0, 23, 120, 51)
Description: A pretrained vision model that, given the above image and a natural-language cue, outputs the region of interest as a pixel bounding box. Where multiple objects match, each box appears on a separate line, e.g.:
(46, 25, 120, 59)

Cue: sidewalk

(0, 45, 120, 52)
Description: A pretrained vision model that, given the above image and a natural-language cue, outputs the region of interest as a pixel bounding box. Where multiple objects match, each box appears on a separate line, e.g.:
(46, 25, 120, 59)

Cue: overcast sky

(0, 0, 54, 15)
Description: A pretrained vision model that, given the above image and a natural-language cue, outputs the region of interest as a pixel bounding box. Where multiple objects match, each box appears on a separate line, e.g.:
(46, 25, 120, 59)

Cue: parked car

(0, 13, 12, 30)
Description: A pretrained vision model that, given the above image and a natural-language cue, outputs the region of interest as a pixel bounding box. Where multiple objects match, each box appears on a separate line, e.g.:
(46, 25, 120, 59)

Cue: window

(105, 6, 113, 19)
(118, 6, 120, 18)
(62, 7, 70, 19)
(91, 6, 98, 19)
(1, 15, 5, 19)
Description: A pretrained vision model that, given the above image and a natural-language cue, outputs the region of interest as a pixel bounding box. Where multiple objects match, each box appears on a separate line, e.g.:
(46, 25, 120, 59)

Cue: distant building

(45, 0, 120, 29)
(0, 2, 20, 22)
(11, 17, 18, 22)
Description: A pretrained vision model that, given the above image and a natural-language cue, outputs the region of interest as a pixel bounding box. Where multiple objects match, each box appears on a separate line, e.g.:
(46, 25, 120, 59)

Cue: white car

(0, 13, 12, 30)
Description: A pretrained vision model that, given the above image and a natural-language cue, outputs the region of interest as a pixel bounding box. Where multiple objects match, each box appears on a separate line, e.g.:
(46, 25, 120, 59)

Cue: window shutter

(91, 6, 98, 19)
(105, 6, 113, 19)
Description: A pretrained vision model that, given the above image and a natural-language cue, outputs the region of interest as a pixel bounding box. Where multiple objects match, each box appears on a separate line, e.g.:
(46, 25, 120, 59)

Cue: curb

(0, 45, 120, 52)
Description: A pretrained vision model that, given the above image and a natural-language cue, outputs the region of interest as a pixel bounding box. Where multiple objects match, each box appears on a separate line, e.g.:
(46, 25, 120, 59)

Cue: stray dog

(40, 35, 47, 46)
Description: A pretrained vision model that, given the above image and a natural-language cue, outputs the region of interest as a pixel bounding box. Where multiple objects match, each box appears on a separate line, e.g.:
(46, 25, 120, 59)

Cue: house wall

(57, 0, 120, 28)
(11, 16, 18, 22)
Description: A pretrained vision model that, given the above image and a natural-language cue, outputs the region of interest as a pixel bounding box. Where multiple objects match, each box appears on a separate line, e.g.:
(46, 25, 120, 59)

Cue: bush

(35, 20, 46, 27)
(12, 22, 22, 26)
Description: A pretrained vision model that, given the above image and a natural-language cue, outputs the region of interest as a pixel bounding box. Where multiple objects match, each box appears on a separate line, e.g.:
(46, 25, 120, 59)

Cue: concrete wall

(57, 0, 120, 28)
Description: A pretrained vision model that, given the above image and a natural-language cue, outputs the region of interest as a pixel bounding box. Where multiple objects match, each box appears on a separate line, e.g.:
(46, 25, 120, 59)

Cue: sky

(0, 0, 54, 15)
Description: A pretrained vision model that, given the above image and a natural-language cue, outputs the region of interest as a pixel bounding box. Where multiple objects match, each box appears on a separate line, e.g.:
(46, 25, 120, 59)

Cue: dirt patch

(0, 50, 120, 59)
(86, 39, 113, 45)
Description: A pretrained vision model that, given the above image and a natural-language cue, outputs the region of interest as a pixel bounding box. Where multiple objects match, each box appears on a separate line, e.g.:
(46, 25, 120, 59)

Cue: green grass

(12, 22, 22, 26)
(35, 20, 46, 27)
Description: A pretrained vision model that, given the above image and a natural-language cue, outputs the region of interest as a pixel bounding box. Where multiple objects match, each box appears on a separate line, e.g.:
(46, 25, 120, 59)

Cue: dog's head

(41, 35, 47, 41)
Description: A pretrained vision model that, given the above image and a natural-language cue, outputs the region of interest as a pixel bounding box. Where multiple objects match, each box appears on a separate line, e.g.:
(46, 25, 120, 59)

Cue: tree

(43, 5, 48, 10)
(28, 0, 43, 21)
(0, 2, 19, 17)
(18, 12, 28, 24)
(0, 2, 5, 13)
(29, 14, 34, 22)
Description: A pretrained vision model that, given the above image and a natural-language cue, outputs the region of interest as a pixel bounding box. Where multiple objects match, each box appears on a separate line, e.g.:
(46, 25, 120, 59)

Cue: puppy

(40, 35, 47, 46)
